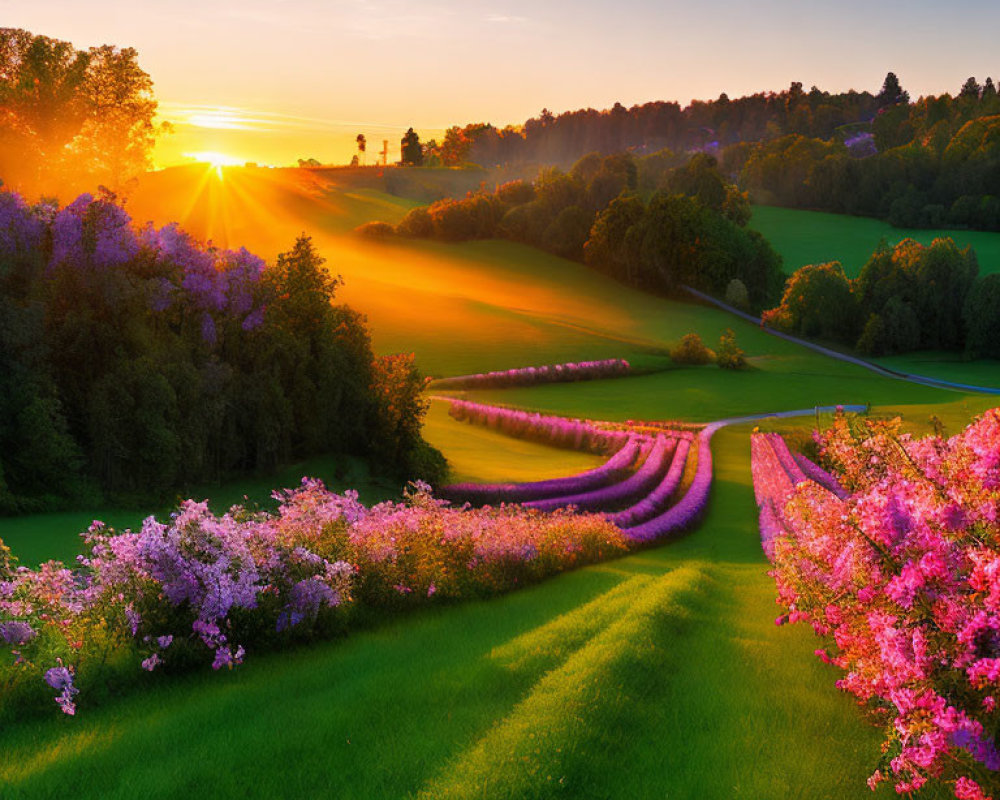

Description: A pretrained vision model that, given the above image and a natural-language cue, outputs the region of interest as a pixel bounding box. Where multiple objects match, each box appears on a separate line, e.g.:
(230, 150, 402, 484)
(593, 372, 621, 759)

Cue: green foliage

(669, 332, 714, 365)
(400, 128, 423, 166)
(762, 262, 859, 344)
(964, 273, 1000, 359)
(354, 220, 396, 241)
(724, 278, 749, 309)
(716, 328, 747, 370)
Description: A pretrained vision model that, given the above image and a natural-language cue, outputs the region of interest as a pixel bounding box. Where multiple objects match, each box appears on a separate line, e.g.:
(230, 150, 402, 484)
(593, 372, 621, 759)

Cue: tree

(761, 262, 859, 344)
(964, 274, 1000, 359)
(400, 128, 423, 166)
(876, 72, 909, 109)
(0, 30, 160, 195)
(716, 328, 747, 369)
(670, 333, 713, 365)
(356, 133, 366, 165)
(959, 76, 982, 101)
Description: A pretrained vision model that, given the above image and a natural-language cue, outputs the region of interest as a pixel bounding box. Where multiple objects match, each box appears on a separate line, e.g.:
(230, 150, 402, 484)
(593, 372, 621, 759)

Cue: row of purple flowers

(430, 359, 630, 390)
(440, 435, 648, 506)
(444, 398, 636, 454)
(527, 436, 677, 513)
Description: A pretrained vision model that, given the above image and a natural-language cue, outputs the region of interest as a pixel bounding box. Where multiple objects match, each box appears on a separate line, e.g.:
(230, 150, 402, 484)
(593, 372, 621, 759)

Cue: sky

(4, 0, 1000, 168)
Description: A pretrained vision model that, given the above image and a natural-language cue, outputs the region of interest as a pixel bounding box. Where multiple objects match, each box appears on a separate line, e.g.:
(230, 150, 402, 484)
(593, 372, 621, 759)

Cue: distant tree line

(761, 237, 999, 358)
(427, 72, 1000, 232)
(0, 191, 444, 513)
(365, 152, 784, 311)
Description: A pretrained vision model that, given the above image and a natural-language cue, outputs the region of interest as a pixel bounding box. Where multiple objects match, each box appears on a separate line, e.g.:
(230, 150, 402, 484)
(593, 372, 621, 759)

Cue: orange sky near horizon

(5, 0, 1000, 168)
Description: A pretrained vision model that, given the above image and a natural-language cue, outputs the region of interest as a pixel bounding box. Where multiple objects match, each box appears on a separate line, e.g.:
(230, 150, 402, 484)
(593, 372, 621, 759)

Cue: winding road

(683, 286, 1000, 396)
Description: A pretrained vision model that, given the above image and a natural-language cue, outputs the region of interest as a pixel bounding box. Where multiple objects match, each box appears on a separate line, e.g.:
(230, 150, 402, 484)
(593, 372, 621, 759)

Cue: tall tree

(355, 133, 366, 165)
(876, 72, 910, 108)
(400, 127, 423, 166)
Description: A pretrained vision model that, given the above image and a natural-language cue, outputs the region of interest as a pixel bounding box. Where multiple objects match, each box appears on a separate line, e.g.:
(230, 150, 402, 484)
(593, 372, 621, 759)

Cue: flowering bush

(761, 410, 1000, 799)
(430, 359, 630, 390)
(609, 437, 692, 528)
(0, 480, 626, 717)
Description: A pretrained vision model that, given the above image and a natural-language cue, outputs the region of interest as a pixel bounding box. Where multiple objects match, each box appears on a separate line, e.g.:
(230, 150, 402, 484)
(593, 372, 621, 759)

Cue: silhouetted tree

(400, 128, 423, 166)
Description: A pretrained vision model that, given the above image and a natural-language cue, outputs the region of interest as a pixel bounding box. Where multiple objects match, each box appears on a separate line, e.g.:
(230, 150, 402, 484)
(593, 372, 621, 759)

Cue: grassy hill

(2, 165, 992, 799)
(750, 204, 1000, 277)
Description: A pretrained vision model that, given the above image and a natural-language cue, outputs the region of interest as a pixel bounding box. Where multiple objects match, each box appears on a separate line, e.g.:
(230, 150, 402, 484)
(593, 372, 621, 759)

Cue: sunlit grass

(751, 204, 1000, 276)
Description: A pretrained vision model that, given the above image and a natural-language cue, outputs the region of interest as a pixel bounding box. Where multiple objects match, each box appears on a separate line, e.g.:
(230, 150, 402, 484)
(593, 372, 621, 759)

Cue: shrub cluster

(0, 480, 627, 718)
(762, 237, 991, 358)
(0, 191, 443, 512)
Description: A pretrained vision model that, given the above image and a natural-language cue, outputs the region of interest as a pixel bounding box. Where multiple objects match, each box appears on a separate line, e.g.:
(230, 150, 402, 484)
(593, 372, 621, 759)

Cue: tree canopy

(0, 28, 160, 197)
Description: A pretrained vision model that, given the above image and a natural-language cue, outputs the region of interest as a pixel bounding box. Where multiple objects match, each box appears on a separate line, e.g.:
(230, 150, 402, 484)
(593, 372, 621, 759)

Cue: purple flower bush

(620, 422, 723, 543)
(430, 359, 630, 390)
(0, 480, 626, 717)
(758, 409, 1000, 799)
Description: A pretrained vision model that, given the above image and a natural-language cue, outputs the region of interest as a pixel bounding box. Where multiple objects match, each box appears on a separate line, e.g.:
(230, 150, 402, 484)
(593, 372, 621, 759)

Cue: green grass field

(2, 168, 992, 798)
(751, 204, 1000, 277)
(4, 426, 929, 800)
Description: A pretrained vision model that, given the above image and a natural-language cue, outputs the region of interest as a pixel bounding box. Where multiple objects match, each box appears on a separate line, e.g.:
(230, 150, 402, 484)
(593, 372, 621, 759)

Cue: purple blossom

(0, 621, 36, 645)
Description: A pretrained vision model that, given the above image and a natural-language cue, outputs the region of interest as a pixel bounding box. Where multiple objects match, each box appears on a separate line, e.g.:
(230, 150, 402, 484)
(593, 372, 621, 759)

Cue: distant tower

(381, 139, 389, 166)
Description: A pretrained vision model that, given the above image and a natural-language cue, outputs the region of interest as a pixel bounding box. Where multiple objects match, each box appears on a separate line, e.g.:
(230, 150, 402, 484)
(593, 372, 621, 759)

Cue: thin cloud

(486, 13, 527, 23)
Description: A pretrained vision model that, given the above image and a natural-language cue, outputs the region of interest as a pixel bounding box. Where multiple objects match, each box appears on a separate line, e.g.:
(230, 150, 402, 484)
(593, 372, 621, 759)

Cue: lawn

(750, 204, 1000, 277)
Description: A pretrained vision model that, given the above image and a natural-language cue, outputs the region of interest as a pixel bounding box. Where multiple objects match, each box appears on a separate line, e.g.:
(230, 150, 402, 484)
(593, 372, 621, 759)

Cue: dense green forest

(0, 191, 443, 513)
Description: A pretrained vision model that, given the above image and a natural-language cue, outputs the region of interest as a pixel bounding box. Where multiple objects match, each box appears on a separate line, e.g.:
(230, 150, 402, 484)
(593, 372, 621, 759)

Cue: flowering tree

(761, 410, 1000, 798)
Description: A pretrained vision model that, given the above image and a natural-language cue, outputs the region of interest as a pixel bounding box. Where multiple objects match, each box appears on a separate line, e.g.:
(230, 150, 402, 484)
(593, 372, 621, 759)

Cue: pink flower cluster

(430, 359, 630, 390)
(0, 480, 626, 716)
(759, 410, 1000, 799)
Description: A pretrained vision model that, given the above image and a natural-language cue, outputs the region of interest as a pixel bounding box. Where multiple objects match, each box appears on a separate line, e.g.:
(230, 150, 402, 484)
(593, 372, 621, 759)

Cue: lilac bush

(0, 479, 626, 716)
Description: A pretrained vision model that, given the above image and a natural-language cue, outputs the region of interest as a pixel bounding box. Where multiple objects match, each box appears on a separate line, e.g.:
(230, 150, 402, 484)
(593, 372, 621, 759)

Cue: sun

(183, 150, 244, 179)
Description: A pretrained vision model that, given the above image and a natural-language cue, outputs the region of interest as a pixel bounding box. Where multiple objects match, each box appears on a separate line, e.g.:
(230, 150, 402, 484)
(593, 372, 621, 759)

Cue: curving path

(684, 285, 1000, 395)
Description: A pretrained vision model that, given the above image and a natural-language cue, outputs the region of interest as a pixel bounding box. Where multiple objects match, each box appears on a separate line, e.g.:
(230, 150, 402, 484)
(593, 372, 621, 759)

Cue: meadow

(2, 166, 997, 798)
(750, 204, 1000, 277)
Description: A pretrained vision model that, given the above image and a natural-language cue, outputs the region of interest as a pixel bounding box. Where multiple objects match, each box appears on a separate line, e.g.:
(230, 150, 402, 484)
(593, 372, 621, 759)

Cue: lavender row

(440, 435, 646, 506)
(445, 398, 632, 454)
(607, 437, 692, 527)
(431, 359, 630, 390)
(526, 436, 676, 513)
(791, 451, 849, 499)
(620, 422, 723, 543)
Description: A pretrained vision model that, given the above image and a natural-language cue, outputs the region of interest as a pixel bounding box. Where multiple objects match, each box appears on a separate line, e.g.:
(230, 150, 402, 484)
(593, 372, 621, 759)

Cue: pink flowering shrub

(0, 480, 625, 717)
(765, 409, 1000, 799)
